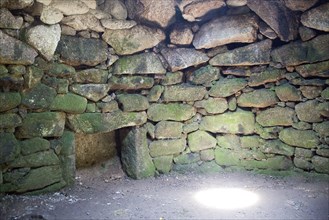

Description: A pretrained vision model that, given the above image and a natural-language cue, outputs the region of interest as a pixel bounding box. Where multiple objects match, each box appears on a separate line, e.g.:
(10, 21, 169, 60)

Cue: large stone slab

(271, 34, 329, 66)
(21, 137, 50, 156)
(188, 65, 220, 85)
(155, 121, 183, 139)
(256, 107, 295, 127)
(9, 150, 60, 168)
(248, 68, 285, 87)
(61, 14, 104, 32)
(0, 133, 20, 164)
(313, 121, 329, 138)
(102, 25, 165, 55)
(0, 92, 21, 112)
(295, 100, 323, 123)
(209, 39, 272, 66)
(247, 0, 299, 41)
(67, 111, 147, 134)
(21, 83, 57, 109)
(260, 140, 295, 157)
(50, 93, 87, 114)
(163, 84, 207, 102)
(56, 35, 107, 66)
(161, 48, 209, 72)
(109, 76, 154, 90)
(153, 155, 173, 174)
(149, 139, 186, 157)
(125, 0, 176, 28)
(73, 69, 108, 84)
(117, 94, 149, 112)
(121, 126, 156, 179)
(188, 130, 217, 152)
(194, 98, 228, 114)
(0, 30, 38, 65)
(193, 14, 258, 49)
(209, 78, 247, 98)
(17, 112, 66, 138)
(275, 83, 301, 102)
(312, 156, 329, 174)
(237, 89, 278, 108)
(113, 52, 166, 75)
(147, 103, 196, 122)
(301, 3, 329, 32)
(279, 128, 319, 149)
(200, 110, 255, 134)
(70, 84, 110, 102)
(295, 61, 329, 78)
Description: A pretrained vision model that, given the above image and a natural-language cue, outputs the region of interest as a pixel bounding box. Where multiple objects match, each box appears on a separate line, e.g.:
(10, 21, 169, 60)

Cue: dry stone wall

(0, 0, 329, 194)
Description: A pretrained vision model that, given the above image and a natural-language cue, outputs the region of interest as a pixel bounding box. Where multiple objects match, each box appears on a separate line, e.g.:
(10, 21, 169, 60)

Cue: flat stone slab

(163, 84, 207, 102)
(109, 76, 154, 90)
(149, 139, 186, 157)
(70, 84, 110, 102)
(256, 107, 295, 127)
(301, 3, 329, 32)
(188, 130, 217, 152)
(209, 78, 247, 98)
(279, 128, 319, 149)
(237, 89, 278, 108)
(147, 103, 196, 122)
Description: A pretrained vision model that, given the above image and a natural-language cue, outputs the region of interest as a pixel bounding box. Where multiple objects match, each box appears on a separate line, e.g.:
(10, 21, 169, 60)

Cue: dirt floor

(1, 157, 329, 220)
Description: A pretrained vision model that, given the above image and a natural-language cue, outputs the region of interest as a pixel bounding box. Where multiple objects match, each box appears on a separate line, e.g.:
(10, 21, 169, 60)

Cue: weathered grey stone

(47, 63, 76, 78)
(50, 0, 89, 15)
(193, 14, 258, 49)
(301, 3, 329, 32)
(113, 52, 166, 75)
(260, 140, 294, 157)
(121, 126, 155, 179)
(0, 113, 22, 129)
(26, 24, 61, 61)
(284, 0, 318, 11)
(183, 122, 199, 134)
(256, 107, 295, 127)
(109, 76, 154, 90)
(279, 128, 319, 149)
(147, 85, 164, 102)
(237, 89, 278, 108)
(317, 102, 329, 118)
(126, 0, 175, 28)
(73, 69, 108, 84)
(40, 5, 64, 25)
(313, 121, 329, 138)
(200, 149, 215, 161)
(147, 103, 196, 122)
(117, 94, 149, 112)
(295, 100, 323, 123)
(0, 8, 23, 29)
(161, 72, 183, 86)
(70, 84, 110, 102)
(153, 155, 173, 173)
(102, 25, 165, 55)
(67, 111, 147, 134)
(97, 101, 119, 113)
(188, 130, 217, 152)
(0, 92, 21, 112)
(103, 0, 127, 20)
(241, 135, 262, 149)
(0, 133, 20, 164)
(155, 121, 183, 139)
(294, 157, 313, 171)
(295, 60, 329, 78)
(209, 39, 272, 66)
(317, 148, 329, 158)
(50, 93, 87, 114)
(56, 35, 107, 66)
(0, 30, 38, 65)
(61, 14, 104, 32)
(42, 77, 69, 94)
(248, 68, 285, 87)
(295, 148, 313, 158)
(200, 110, 255, 134)
(174, 152, 200, 164)
(275, 83, 301, 102)
(163, 84, 207, 102)
(0, 0, 34, 9)
(271, 34, 329, 66)
(194, 98, 228, 114)
(259, 21, 277, 40)
(149, 139, 186, 157)
(228, 97, 237, 111)
(247, 0, 299, 41)
(312, 156, 329, 174)
(299, 26, 317, 41)
(21, 138, 50, 156)
(100, 19, 137, 30)
(161, 48, 209, 72)
(21, 83, 57, 109)
(292, 121, 312, 130)
(179, 0, 226, 22)
(17, 112, 66, 138)
(321, 88, 329, 100)
(10, 150, 60, 168)
(241, 155, 293, 170)
(300, 86, 322, 99)
(170, 25, 194, 45)
(290, 78, 326, 87)
(217, 134, 241, 149)
(226, 0, 247, 7)
(189, 65, 220, 85)
(209, 78, 247, 98)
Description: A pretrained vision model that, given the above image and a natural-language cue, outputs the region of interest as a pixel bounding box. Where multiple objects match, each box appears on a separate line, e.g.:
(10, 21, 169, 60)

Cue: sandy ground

(1, 158, 329, 220)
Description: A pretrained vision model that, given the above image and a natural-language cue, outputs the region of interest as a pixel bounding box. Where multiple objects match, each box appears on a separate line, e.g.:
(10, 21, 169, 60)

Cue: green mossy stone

(153, 155, 173, 174)
(312, 156, 329, 174)
(237, 89, 278, 108)
(174, 152, 200, 164)
(50, 93, 87, 114)
(73, 69, 108, 83)
(209, 78, 247, 98)
(240, 135, 262, 149)
(25, 66, 44, 88)
(313, 121, 329, 137)
(42, 76, 69, 94)
(279, 128, 319, 149)
(295, 100, 323, 123)
(147, 103, 196, 122)
(0, 133, 20, 164)
(161, 71, 183, 85)
(163, 84, 207, 102)
(0, 65, 8, 74)
(189, 65, 220, 85)
(155, 121, 183, 139)
(241, 156, 293, 170)
(60, 154, 75, 185)
(48, 63, 75, 78)
(248, 68, 285, 87)
(294, 157, 314, 171)
(256, 107, 295, 127)
(109, 76, 154, 90)
(215, 148, 240, 166)
(217, 134, 240, 149)
(0, 113, 22, 129)
(147, 85, 164, 102)
(295, 148, 313, 158)
(194, 98, 228, 114)
(0, 92, 21, 112)
(21, 137, 50, 155)
(321, 87, 329, 99)
(21, 83, 57, 109)
(117, 94, 149, 112)
(86, 103, 96, 112)
(59, 130, 75, 156)
(260, 139, 295, 156)
(275, 83, 301, 102)
(200, 149, 215, 161)
(9, 150, 60, 168)
(149, 139, 186, 157)
(188, 130, 217, 152)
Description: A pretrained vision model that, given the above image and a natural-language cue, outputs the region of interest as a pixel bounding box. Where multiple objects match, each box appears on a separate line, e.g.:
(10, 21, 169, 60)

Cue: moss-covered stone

(296, 60, 329, 78)
(300, 86, 322, 99)
(200, 149, 215, 161)
(241, 156, 293, 170)
(173, 161, 223, 174)
(163, 84, 207, 102)
(248, 68, 285, 87)
(194, 98, 228, 114)
(215, 148, 240, 166)
(316, 148, 329, 157)
(321, 87, 329, 99)
(97, 101, 119, 113)
(109, 76, 154, 90)
(188, 130, 217, 152)
(161, 71, 183, 85)
(254, 122, 277, 139)
(295, 148, 313, 158)
(50, 93, 87, 114)
(217, 134, 240, 149)
(17, 112, 66, 138)
(313, 121, 329, 137)
(117, 94, 149, 112)
(0, 133, 20, 164)
(317, 101, 329, 118)
(67, 111, 147, 134)
(155, 121, 183, 139)
(174, 152, 200, 164)
(240, 135, 262, 149)
(42, 76, 69, 94)
(73, 69, 108, 83)
(275, 83, 301, 102)
(279, 128, 319, 149)
(47, 63, 75, 78)
(21, 137, 50, 156)
(21, 83, 57, 109)
(153, 155, 173, 173)
(183, 122, 199, 134)
(294, 157, 313, 171)
(147, 103, 196, 122)
(295, 100, 323, 123)
(25, 66, 44, 88)
(147, 85, 164, 102)
(70, 84, 110, 102)
(256, 107, 295, 127)
(189, 65, 220, 85)
(0, 113, 22, 128)
(312, 156, 329, 174)
(149, 138, 186, 157)
(200, 110, 255, 134)
(237, 89, 278, 108)
(228, 96, 237, 111)
(260, 140, 295, 156)
(9, 150, 60, 168)
(209, 78, 247, 98)
(0, 92, 21, 112)
(86, 103, 96, 113)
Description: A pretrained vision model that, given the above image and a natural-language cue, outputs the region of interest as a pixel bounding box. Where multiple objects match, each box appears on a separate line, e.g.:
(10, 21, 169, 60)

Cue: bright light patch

(194, 188, 259, 210)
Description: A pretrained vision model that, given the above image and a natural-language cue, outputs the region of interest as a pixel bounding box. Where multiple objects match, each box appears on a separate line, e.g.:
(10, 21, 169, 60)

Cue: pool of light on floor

(194, 188, 259, 210)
